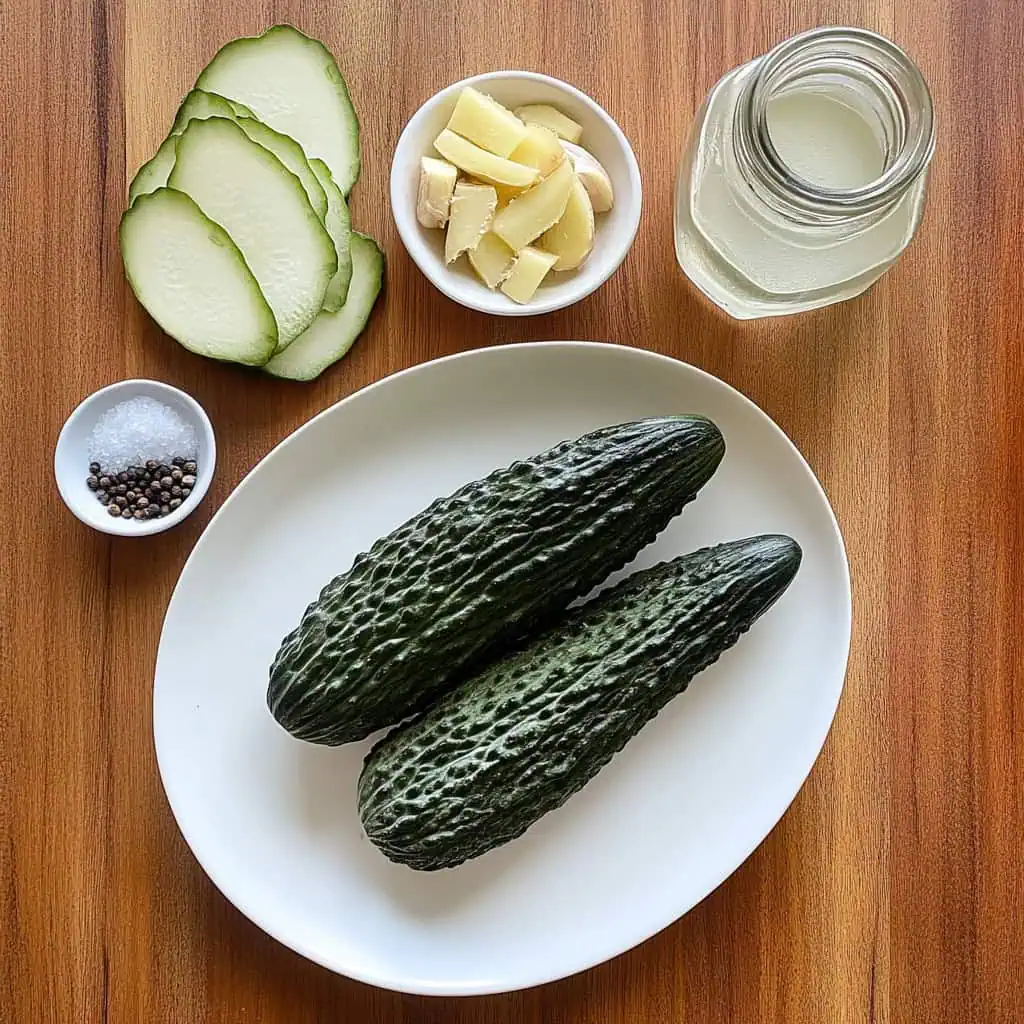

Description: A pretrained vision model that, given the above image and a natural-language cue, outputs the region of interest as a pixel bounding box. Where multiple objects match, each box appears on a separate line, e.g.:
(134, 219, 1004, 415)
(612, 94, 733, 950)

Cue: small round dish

(54, 378, 216, 537)
(391, 71, 642, 316)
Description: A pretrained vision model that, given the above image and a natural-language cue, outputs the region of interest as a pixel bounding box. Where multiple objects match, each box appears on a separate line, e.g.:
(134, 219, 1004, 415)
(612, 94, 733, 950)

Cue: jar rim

(739, 26, 936, 217)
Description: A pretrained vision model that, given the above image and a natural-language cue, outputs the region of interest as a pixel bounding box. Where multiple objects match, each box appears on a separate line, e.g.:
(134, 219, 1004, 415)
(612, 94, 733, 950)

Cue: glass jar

(674, 27, 936, 319)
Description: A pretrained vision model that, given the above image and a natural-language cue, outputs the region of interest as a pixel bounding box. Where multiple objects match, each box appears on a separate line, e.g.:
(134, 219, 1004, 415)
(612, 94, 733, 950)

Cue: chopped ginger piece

(492, 159, 575, 251)
(433, 130, 538, 188)
(514, 104, 584, 143)
(447, 87, 528, 158)
(416, 156, 458, 228)
(509, 124, 566, 176)
(540, 177, 595, 270)
(445, 182, 498, 264)
(501, 246, 558, 303)
(468, 232, 516, 287)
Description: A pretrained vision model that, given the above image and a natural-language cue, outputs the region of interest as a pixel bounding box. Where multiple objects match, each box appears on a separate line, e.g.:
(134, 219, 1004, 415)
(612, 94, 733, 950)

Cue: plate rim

(153, 340, 852, 995)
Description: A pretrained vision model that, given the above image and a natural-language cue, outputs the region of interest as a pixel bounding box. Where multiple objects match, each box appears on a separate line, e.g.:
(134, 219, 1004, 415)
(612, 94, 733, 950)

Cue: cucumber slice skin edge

(132, 88, 329, 223)
(119, 188, 278, 366)
(310, 158, 353, 311)
(170, 88, 237, 134)
(168, 116, 337, 350)
(236, 115, 328, 221)
(196, 23, 362, 197)
(264, 233, 383, 381)
(127, 136, 177, 205)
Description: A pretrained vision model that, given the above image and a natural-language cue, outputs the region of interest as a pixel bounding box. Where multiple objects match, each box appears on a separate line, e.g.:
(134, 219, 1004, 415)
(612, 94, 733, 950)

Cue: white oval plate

(154, 342, 851, 995)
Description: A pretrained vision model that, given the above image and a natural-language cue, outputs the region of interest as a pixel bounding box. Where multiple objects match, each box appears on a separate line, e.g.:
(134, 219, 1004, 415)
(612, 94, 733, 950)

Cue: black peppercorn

(98, 492, 110, 505)
(136, 496, 149, 509)
(160, 504, 170, 515)
(99, 475, 112, 489)
(181, 474, 197, 488)
(183, 461, 197, 474)
(115, 496, 128, 508)
(181, 487, 191, 497)
(157, 464, 170, 477)
(160, 475, 173, 489)
(146, 459, 158, 472)
(170, 485, 182, 498)
(115, 483, 127, 496)
(120, 508, 133, 519)
(86, 475, 99, 490)
(89, 462, 101, 475)
(116, 471, 128, 484)
(125, 490, 137, 503)
(171, 468, 183, 483)
(169, 497, 182, 510)
(133, 509, 147, 520)
(172, 456, 185, 467)
(107, 504, 121, 517)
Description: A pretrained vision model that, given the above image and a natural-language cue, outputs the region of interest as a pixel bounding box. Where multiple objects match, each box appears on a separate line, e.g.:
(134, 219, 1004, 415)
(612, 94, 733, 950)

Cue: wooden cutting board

(2, 1, 1021, 1021)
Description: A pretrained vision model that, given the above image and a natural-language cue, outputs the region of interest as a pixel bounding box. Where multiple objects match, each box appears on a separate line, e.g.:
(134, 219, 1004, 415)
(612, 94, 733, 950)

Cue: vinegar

(674, 29, 934, 319)
(765, 91, 884, 189)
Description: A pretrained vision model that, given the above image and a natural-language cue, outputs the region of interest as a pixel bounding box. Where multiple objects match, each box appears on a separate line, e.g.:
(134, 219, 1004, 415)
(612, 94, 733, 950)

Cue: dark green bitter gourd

(268, 416, 726, 744)
(358, 535, 801, 870)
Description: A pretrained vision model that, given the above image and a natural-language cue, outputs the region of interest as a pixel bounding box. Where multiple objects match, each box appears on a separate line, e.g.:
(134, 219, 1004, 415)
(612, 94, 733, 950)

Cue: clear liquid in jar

(675, 63, 930, 319)
(765, 90, 884, 189)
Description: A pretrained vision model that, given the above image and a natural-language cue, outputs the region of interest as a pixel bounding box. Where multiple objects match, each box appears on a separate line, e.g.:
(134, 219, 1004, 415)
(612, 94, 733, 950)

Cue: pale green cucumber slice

(176, 90, 342, 289)
(127, 91, 241, 205)
(128, 136, 177, 205)
(309, 158, 352, 311)
(236, 116, 327, 221)
(196, 25, 361, 196)
(119, 188, 277, 365)
(168, 117, 336, 349)
(139, 88, 328, 221)
(264, 233, 383, 381)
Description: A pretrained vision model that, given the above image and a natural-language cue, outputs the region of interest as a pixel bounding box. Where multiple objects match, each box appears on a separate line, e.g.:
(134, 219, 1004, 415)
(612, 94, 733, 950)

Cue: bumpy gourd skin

(358, 535, 801, 871)
(268, 416, 725, 744)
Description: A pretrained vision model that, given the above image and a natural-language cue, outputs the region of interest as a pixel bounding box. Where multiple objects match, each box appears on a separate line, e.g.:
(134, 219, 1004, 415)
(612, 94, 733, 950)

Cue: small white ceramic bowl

(391, 71, 642, 316)
(54, 379, 216, 537)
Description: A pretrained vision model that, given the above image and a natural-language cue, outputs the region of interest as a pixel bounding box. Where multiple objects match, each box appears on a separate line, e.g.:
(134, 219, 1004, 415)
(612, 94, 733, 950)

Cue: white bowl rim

(390, 70, 643, 317)
(54, 378, 217, 537)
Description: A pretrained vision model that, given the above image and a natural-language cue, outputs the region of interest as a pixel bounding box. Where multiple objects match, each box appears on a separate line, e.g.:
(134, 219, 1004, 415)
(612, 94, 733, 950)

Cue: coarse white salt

(88, 396, 198, 472)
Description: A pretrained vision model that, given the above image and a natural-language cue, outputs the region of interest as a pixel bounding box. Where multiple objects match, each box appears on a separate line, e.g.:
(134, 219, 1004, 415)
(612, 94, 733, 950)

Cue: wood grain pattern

(2, 0, 1021, 1021)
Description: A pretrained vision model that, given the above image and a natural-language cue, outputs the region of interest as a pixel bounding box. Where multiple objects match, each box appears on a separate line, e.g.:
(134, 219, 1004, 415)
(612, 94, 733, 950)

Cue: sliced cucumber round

(135, 88, 329, 222)
(196, 24, 361, 196)
(264, 233, 383, 381)
(119, 188, 277, 365)
(236, 115, 328, 221)
(180, 95, 344, 293)
(168, 117, 337, 349)
(310, 158, 352, 311)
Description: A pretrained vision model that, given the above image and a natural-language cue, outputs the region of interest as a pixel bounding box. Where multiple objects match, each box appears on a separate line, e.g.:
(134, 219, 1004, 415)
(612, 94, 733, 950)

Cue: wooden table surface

(3, 0, 1022, 1021)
